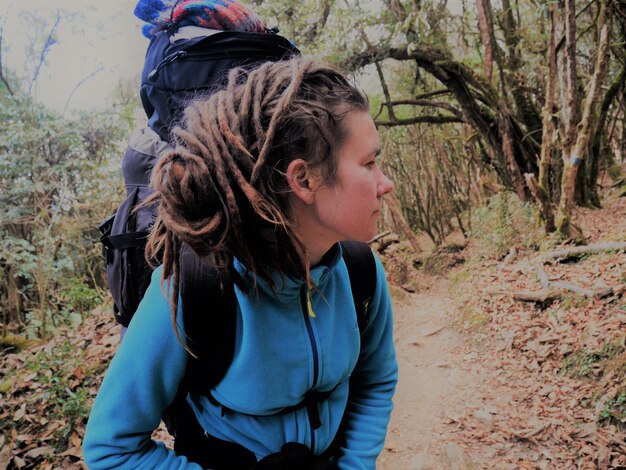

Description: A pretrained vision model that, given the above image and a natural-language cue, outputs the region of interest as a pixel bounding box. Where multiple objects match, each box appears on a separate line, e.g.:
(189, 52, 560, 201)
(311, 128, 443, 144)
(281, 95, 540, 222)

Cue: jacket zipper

(300, 285, 319, 452)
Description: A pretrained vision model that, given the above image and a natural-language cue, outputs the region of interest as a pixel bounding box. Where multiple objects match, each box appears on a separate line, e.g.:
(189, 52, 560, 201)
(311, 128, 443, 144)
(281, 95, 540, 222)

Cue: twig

(423, 325, 446, 337)
(368, 230, 391, 244)
(0, 3, 15, 95)
(63, 66, 104, 114)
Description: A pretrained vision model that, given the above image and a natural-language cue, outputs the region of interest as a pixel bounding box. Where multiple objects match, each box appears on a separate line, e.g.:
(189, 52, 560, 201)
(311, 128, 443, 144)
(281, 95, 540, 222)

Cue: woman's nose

(377, 170, 394, 197)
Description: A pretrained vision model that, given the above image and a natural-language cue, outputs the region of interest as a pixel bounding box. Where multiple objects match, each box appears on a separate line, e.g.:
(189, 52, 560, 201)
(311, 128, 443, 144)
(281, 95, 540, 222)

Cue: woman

(83, 58, 397, 469)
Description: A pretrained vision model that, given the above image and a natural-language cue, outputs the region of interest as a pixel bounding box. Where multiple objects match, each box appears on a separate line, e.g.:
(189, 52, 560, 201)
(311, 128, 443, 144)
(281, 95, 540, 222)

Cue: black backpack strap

(340, 241, 377, 333)
(164, 244, 257, 468)
(321, 241, 377, 462)
(179, 244, 237, 392)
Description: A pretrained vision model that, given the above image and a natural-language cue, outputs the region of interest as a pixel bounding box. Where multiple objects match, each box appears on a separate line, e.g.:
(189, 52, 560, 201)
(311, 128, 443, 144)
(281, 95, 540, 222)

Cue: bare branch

(357, 27, 397, 122)
(413, 89, 452, 100)
(375, 115, 464, 126)
(382, 99, 463, 118)
(486, 284, 614, 302)
(0, 3, 14, 95)
(29, 14, 60, 95)
(63, 66, 105, 114)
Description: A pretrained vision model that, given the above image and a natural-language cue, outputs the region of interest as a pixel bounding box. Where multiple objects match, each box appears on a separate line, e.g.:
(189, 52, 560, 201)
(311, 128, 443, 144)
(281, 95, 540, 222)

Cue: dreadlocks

(144, 57, 368, 338)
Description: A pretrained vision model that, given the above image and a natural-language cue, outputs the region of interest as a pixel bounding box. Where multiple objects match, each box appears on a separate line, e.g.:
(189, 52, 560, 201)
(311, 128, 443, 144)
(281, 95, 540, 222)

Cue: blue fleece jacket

(83, 245, 397, 469)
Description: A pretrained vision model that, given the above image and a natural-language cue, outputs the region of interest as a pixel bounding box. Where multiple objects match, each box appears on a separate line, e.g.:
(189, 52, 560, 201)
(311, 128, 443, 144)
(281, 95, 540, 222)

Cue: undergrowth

(560, 337, 626, 429)
(1, 337, 106, 452)
(469, 191, 544, 260)
(599, 388, 626, 430)
(559, 339, 625, 379)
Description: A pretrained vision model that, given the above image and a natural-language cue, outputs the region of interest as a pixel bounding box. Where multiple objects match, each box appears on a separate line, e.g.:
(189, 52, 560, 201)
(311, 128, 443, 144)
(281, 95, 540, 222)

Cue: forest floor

(377, 187, 626, 469)
(0, 188, 625, 469)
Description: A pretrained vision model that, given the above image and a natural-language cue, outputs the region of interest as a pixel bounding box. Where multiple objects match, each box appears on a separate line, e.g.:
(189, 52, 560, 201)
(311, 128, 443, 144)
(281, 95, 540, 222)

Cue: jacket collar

(234, 243, 343, 303)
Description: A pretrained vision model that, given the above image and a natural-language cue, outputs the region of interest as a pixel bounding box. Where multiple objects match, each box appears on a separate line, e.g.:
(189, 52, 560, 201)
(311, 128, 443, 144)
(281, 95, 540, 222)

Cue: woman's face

(307, 110, 394, 247)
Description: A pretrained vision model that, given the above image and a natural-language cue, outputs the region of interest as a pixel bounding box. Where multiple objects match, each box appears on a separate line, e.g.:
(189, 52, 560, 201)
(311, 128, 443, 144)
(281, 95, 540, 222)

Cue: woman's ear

(286, 159, 317, 205)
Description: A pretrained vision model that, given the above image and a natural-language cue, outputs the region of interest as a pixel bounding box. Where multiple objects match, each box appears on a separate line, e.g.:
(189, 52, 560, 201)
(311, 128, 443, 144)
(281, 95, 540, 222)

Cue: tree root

(487, 253, 621, 303)
(504, 241, 626, 272)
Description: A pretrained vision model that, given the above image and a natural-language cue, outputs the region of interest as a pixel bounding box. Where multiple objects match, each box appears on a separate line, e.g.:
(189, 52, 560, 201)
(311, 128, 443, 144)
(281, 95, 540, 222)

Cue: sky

(0, 0, 148, 113)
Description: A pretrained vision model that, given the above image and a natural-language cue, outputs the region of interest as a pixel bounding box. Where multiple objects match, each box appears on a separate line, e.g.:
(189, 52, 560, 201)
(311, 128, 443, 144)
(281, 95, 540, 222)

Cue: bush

(469, 191, 542, 260)
(0, 93, 127, 338)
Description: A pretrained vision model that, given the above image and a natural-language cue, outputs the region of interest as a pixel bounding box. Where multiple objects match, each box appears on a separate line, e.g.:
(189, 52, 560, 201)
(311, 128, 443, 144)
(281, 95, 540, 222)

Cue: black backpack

(99, 28, 300, 327)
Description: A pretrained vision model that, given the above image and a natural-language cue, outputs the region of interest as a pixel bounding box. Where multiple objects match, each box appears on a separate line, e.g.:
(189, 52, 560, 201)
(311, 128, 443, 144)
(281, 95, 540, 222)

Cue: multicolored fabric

(135, 0, 267, 39)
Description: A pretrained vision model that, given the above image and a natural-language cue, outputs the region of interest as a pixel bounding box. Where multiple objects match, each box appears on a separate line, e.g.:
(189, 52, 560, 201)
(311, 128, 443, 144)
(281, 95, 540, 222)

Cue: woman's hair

(144, 57, 368, 339)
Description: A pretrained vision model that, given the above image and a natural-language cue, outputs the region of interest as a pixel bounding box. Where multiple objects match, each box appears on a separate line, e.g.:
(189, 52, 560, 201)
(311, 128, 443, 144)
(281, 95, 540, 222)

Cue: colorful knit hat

(134, 0, 267, 39)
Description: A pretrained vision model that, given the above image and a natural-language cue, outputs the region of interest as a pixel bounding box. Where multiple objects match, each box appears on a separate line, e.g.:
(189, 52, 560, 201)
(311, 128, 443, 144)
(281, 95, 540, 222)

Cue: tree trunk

(476, 0, 496, 82)
(557, 0, 611, 236)
(588, 64, 625, 206)
(555, 0, 580, 236)
(535, 3, 557, 232)
(5, 264, 22, 330)
(499, 0, 543, 139)
(499, 100, 529, 201)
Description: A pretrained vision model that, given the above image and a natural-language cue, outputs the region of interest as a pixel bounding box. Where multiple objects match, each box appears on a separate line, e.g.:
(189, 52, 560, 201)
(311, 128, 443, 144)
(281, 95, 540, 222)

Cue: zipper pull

(148, 50, 187, 82)
(307, 290, 315, 318)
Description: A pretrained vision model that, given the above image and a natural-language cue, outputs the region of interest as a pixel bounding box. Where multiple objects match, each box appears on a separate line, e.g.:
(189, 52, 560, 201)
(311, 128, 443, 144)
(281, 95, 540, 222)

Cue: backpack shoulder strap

(340, 241, 377, 333)
(179, 244, 237, 393)
(162, 245, 241, 450)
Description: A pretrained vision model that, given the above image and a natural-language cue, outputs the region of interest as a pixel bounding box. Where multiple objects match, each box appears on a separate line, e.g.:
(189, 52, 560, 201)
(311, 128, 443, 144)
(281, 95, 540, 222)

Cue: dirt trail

(378, 279, 485, 469)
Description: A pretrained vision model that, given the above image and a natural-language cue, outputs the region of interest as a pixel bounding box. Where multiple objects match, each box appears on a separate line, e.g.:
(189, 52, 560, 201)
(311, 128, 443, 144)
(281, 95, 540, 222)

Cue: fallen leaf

(0, 446, 11, 470)
(71, 366, 86, 380)
(70, 432, 82, 448)
(14, 404, 26, 421)
(23, 446, 54, 459)
(13, 455, 26, 469)
(60, 446, 83, 459)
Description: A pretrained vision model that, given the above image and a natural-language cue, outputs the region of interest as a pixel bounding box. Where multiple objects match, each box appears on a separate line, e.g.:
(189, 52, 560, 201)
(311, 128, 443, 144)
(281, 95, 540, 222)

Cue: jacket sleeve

(82, 269, 203, 470)
(336, 254, 398, 470)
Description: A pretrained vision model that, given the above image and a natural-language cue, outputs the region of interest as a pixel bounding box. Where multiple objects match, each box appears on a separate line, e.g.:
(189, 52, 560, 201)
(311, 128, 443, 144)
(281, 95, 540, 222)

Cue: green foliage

(469, 191, 542, 260)
(559, 340, 625, 379)
(24, 341, 90, 424)
(0, 92, 127, 337)
(450, 266, 471, 286)
(559, 336, 626, 429)
(559, 293, 589, 311)
(599, 389, 626, 429)
(62, 278, 100, 321)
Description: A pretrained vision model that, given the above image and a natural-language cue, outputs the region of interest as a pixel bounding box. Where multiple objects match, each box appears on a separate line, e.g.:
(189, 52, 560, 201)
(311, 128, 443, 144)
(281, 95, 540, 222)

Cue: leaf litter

(0, 190, 624, 469)
(439, 191, 626, 469)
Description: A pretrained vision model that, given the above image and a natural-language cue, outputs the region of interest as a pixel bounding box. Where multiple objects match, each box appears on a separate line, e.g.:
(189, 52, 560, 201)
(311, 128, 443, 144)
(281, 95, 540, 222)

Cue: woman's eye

(365, 160, 376, 168)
